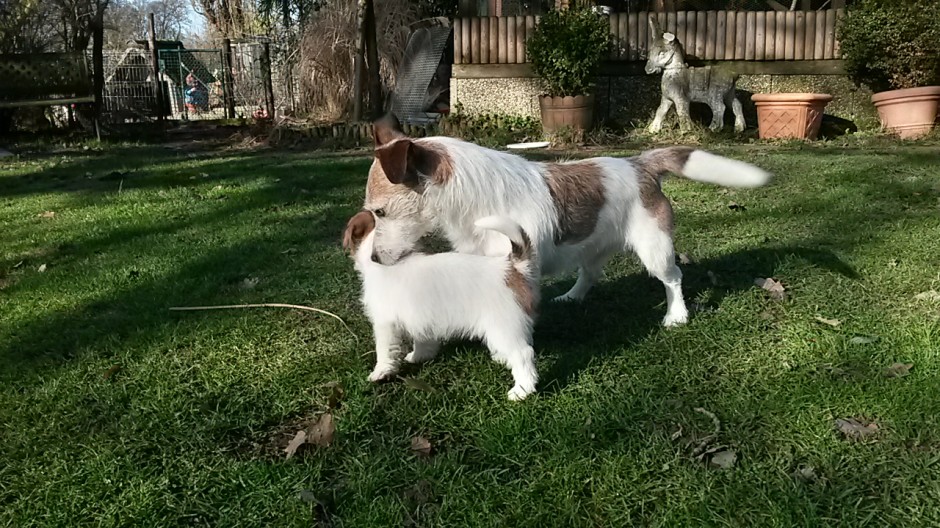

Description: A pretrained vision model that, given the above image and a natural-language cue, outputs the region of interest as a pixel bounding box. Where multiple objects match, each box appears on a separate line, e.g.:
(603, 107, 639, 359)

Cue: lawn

(1, 136, 939, 527)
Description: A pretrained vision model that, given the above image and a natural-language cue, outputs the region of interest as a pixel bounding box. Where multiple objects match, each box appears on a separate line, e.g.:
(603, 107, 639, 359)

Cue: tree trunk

(351, 0, 367, 121)
(364, 0, 382, 118)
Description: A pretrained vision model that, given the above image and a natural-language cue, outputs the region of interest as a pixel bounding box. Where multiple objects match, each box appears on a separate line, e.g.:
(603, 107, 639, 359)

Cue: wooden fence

(454, 9, 844, 65)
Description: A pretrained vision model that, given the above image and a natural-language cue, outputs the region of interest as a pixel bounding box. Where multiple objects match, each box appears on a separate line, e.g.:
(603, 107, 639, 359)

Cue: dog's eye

(374, 208, 386, 218)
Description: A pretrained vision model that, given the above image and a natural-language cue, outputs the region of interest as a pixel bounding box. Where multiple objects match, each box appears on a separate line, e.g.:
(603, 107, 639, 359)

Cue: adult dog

(363, 116, 770, 326)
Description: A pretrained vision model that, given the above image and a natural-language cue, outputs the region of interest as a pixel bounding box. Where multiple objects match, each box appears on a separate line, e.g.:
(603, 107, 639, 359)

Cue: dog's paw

(507, 384, 536, 401)
(552, 293, 579, 303)
(367, 364, 399, 382)
(662, 311, 689, 327)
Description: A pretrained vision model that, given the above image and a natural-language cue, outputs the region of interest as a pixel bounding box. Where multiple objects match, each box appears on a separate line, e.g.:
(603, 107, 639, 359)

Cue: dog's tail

(636, 146, 771, 188)
(474, 216, 532, 263)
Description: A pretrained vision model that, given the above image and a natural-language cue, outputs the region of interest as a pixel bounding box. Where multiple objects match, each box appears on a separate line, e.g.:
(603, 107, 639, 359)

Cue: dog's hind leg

(405, 340, 440, 364)
(485, 326, 538, 401)
(368, 322, 406, 382)
(629, 219, 689, 327)
(553, 254, 610, 303)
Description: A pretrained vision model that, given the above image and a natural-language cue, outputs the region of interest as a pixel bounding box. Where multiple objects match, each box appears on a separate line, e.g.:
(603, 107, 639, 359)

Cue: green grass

(1, 136, 939, 527)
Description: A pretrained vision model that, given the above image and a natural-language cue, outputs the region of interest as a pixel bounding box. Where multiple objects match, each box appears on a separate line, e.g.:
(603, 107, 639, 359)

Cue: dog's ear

(342, 210, 376, 252)
(372, 114, 405, 147)
(375, 139, 453, 188)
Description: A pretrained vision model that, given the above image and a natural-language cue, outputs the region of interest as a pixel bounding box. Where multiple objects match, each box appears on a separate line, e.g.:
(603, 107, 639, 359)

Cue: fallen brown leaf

(307, 413, 335, 447)
(284, 430, 307, 459)
(38, 211, 55, 218)
(410, 435, 433, 458)
(814, 316, 841, 327)
(102, 364, 122, 380)
(835, 417, 879, 440)
(754, 277, 786, 300)
(37, 264, 47, 273)
(324, 381, 345, 410)
(914, 290, 940, 302)
(678, 253, 693, 265)
(792, 465, 819, 483)
(883, 362, 913, 378)
(709, 449, 737, 469)
(849, 335, 878, 345)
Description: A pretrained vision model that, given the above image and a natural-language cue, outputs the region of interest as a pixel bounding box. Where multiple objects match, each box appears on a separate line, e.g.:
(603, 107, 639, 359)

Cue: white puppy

(343, 210, 540, 400)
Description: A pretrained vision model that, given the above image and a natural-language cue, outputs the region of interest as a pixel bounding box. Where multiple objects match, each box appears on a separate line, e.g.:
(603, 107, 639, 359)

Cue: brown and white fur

(363, 116, 771, 327)
(343, 211, 540, 400)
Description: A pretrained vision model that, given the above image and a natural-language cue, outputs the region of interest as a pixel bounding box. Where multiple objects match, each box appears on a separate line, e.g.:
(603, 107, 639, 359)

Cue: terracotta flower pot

(870, 86, 940, 139)
(538, 94, 594, 134)
(751, 93, 833, 140)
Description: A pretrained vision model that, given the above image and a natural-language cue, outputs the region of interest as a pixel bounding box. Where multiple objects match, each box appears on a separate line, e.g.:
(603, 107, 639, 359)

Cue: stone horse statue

(644, 16, 745, 133)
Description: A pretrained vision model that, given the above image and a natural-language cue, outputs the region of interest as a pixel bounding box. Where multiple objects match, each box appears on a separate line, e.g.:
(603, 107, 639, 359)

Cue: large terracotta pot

(870, 86, 940, 139)
(751, 93, 833, 140)
(538, 94, 594, 134)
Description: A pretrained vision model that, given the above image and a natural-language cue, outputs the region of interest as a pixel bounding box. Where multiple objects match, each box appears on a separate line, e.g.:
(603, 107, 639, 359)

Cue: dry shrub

(298, 0, 420, 121)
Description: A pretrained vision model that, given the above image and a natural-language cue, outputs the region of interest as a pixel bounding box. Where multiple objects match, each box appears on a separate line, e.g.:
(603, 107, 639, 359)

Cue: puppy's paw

(507, 384, 536, 401)
(368, 364, 399, 382)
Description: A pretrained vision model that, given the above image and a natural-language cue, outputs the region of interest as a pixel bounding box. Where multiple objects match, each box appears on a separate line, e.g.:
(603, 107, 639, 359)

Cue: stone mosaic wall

(451, 73, 879, 132)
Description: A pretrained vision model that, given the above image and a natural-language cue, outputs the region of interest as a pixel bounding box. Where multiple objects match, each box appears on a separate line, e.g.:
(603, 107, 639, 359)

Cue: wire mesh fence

(158, 48, 228, 120)
(100, 49, 162, 122)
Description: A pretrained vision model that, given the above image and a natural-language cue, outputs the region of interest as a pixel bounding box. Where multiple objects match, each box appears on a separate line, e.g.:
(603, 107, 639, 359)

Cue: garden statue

(644, 15, 745, 133)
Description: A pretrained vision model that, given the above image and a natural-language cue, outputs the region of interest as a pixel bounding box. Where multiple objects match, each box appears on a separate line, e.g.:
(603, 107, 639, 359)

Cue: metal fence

(100, 49, 162, 121)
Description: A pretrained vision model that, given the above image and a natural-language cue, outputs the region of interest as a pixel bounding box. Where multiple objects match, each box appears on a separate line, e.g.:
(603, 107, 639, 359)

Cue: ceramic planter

(751, 93, 833, 140)
(538, 94, 594, 134)
(870, 86, 940, 139)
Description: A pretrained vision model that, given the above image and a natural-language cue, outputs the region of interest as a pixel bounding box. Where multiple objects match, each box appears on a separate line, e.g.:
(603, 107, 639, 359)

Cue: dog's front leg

(405, 340, 441, 364)
(368, 322, 405, 382)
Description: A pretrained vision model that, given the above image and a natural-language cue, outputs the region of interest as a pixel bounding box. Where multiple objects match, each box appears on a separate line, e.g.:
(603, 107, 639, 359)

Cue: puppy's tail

(636, 146, 771, 188)
(474, 216, 532, 263)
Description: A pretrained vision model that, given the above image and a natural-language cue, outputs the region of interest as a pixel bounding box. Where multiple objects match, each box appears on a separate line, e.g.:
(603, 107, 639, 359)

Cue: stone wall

(451, 73, 879, 132)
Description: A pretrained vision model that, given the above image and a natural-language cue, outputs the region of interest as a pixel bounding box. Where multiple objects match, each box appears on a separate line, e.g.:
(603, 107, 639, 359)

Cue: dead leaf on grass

(284, 430, 307, 459)
(38, 211, 55, 218)
(410, 436, 433, 458)
(402, 377, 437, 393)
(670, 424, 683, 441)
(307, 413, 335, 447)
(102, 364, 122, 380)
(792, 465, 819, 483)
(914, 290, 940, 302)
(754, 277, 786, 300)
(883, 362, 913, 378)
(37, 264, 47, 273)
(323, 381, 344, 410)
(849, 335, 878, 345)
(678, 253, 693, 265)
(709, 449, 737, 469)
(835, 417, 879, 440)
(240, 277, 260, 290)
(814, 316, 841, 328)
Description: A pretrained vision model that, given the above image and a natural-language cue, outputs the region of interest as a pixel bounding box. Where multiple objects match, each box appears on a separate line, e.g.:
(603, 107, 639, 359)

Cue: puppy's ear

(375, 140, 453, 188)
(342, 211, 376, 252)
(372, 114, 405, 147)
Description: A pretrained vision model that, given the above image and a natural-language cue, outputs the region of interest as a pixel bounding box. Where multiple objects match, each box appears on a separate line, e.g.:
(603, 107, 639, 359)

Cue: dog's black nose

(371, 253, 380, 263)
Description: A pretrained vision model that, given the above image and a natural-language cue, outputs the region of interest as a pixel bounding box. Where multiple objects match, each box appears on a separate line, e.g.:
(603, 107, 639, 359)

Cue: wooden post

(734, 11, 746, 60)
(765, 10, 775, 60)
(683, 11, 695, 57)
(724, 11, 735, 60)
(497, 16, 507, 63)
(637, 11, 648, 59)
(804, 11, 815, 61)
(515, 16, 525, 65)
(454, 18, 463, 64)
(261, 42, 275, 120)
(794, 11, 805, 60)
(525, 16, 535, 62)
(705, 11, 717, 60)
(364, 0, 381, 118)
(506, 15, 516, 63)
(489, 18, 498, 64)
(148, 13, 164, 122)
(744, 11, 756, 61)
(775, 11, 786, 60)
(715, 11, 727, 60)
(610, 13, 620, 60)
(352, 0, 366, 120)
(470, 17, 481, 64)
(813, 9, 825, 60)
(784, 11, 795, 60)
(222, 38, 236, 119)
(628, 12, 638, 61)
(754, 11, 765, 61)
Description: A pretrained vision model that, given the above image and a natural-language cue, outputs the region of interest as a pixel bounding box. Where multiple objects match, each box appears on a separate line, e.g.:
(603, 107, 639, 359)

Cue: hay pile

(298, 0, 420, 121)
